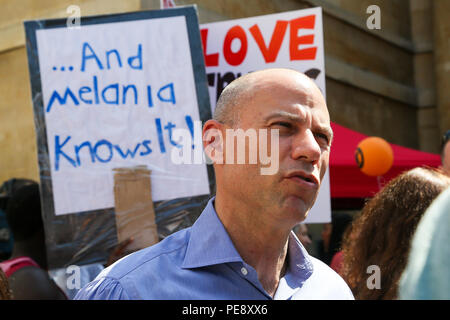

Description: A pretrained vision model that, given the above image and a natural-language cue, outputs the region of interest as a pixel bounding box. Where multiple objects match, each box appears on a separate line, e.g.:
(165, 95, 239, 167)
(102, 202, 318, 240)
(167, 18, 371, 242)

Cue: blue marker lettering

(81, 42, 104, 72)
(101, 83, 119, 105)
(54, 135, 77, 171)
(128, 44, 142, 70)
(164, 122, 181, 148)
(93, 75, 100, 104)
(114, 143, 141, 159)
(140, 140, 152, 156)
(123, 84, 138, 105)
(157, 83, 176, 105)
(185, 115, 195, 149)
(46, 87, 79, 113)
(155, 118, 166, 153)
(147, 85, 153, 107)
(106, 49, 122, 69)
(94, 139, 113, 163)
(75, 141, 95, 166)
(78, 86, 92, 104)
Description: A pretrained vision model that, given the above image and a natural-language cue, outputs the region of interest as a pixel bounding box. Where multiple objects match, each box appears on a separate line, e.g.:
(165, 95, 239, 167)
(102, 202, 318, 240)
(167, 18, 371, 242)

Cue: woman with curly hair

(340, 167, 450, 300)
(0, 268, 11, 299)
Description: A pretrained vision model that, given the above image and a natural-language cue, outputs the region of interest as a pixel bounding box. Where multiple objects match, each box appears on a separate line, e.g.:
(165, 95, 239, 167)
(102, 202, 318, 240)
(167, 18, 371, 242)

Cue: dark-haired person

(0, 182, 66, 299)
(441, 130, 450, 176)
(0, 178, 36, 261)
(340, 167, 450, 299)
(318, 212, 353, 267)
(0, 268, 11, 299)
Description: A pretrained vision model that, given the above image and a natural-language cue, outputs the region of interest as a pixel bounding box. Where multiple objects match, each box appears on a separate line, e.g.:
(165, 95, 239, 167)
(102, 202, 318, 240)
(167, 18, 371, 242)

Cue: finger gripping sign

(24, 6, 213, 269)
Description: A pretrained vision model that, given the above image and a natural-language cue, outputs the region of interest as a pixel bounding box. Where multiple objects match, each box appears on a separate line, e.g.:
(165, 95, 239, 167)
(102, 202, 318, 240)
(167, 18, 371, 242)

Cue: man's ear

(203, 120, 224, 165)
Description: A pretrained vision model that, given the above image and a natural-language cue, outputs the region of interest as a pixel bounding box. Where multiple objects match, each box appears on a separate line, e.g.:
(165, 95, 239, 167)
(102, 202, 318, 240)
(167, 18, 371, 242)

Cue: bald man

(75, 68, 354, 300)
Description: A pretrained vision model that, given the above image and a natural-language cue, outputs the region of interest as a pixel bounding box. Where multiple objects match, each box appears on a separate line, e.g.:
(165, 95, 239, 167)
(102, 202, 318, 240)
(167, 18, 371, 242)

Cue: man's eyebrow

(264, 111, 334, 143)
(263, 111, 306, 123)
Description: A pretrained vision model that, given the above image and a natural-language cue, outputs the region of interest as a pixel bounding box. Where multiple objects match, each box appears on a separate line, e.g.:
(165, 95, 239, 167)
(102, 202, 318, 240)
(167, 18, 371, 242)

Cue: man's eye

(272, 122, 292, 129)
(314, 133, 330, 146)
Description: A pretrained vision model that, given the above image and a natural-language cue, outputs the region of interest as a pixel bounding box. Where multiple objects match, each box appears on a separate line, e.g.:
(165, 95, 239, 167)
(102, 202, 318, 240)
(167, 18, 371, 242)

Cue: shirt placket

(228, 262, 272, 299)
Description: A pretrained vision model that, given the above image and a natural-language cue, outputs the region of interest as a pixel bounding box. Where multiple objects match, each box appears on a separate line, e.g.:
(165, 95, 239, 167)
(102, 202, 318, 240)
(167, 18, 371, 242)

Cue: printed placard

(201, 7, 331, 223)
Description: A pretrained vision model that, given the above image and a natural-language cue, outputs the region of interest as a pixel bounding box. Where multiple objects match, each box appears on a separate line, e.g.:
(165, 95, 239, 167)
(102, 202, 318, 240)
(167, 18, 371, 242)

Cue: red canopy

(329, 122, 442, 198)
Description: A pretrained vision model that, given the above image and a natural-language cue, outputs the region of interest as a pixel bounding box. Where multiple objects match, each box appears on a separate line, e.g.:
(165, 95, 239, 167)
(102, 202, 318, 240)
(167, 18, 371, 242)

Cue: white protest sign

(36, 15, 210, 216)
(201, 7, 331, 223)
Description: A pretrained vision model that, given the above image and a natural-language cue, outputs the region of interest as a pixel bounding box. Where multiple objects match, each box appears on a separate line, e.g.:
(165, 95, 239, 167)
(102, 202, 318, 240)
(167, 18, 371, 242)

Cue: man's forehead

(244, 82, 329, 121)
(247, 73, 324, 105)
(226, 69, 328, 125)
(250, 69, 318, 89)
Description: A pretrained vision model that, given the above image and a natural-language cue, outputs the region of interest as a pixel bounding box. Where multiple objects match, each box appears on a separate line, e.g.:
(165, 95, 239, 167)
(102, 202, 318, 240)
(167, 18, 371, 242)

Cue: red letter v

(249, 20, 288, 63)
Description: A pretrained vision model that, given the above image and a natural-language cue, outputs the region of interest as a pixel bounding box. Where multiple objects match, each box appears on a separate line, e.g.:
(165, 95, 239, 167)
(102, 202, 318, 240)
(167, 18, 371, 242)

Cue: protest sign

(24, 6, 213, 268)
(201, 7, 331, 223)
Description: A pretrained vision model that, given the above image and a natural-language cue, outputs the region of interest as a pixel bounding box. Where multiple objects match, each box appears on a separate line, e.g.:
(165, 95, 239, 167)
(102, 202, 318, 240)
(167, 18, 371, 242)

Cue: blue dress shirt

(75, 197, 354, 300)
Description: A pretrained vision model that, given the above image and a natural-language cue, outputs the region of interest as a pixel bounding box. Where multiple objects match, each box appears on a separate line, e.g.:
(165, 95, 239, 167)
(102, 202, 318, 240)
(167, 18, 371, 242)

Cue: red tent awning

(329, 122, 442, 198)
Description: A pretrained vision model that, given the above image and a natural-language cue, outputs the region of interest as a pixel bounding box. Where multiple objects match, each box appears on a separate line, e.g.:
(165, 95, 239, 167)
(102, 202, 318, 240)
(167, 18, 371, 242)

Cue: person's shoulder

(9, 266, 66, 299)
(309, 255, 344, 281)
(305, 255, 354, 299)
(101, 227, 192, 281)
(9, 266, 53, 285)
(75, 226, 193, 299)
(77, 227, 193, 300)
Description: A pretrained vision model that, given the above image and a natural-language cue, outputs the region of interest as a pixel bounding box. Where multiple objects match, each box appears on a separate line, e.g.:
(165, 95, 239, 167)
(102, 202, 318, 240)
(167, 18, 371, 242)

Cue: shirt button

(241, 267, 248, 276)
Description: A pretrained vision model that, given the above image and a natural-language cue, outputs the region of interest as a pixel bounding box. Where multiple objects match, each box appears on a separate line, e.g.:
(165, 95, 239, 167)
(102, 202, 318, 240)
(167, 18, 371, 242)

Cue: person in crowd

(0, 179, 35, 261)
(319, 222, 332, 263)
(75, 68, 354, 300)
(440, 130, 450, 175)
(318, 212, 353, 266)
(0, 178, 134, 299)
(339, 167, 450, 300)
(0, 181, 66, 299)
(0, 268, 11, 299)
(293, 223, 313, 253)
(398, 186, 450, 299)
(329, 220, 354, 275)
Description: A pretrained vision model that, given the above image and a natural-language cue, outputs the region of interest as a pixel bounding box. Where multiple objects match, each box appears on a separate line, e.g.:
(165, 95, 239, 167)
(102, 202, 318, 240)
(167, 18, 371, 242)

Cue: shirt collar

(181, 197, 243, 268)
(285, 231, 314, 288)
(181, 197, 315, 286)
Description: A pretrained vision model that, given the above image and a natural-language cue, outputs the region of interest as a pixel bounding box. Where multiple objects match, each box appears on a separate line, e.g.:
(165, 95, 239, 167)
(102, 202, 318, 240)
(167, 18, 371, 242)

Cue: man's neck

(214, 194, 292, 297)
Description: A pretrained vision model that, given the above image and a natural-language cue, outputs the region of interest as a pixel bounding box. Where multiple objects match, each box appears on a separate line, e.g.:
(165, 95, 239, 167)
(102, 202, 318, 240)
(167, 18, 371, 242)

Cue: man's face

(219, 71, 332, 227)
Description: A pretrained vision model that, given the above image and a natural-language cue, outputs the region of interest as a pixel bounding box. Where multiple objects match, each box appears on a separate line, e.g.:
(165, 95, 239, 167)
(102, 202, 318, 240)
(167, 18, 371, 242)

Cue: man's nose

(291, 129, 321, 164)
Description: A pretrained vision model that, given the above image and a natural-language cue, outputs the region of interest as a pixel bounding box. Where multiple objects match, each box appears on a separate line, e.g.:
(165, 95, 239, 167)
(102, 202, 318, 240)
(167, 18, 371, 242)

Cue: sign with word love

(25, 7, 213, 268)
(201, 7, 331, 223)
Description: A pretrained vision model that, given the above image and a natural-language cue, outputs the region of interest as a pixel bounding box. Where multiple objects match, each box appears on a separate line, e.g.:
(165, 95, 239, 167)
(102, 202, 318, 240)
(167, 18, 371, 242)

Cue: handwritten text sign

(201, 7, 331, 223)
(36, 14, 210, 215)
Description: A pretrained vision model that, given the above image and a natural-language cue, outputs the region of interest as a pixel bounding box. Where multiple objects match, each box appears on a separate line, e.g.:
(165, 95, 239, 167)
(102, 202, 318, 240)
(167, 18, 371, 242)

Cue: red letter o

(223, 25, 248, 66)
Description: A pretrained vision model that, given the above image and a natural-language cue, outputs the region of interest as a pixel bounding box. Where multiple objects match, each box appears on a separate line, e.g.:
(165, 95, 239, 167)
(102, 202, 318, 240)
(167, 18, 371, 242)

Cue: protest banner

(201, 7, 331, 223)
(24, 6, 213, 268)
